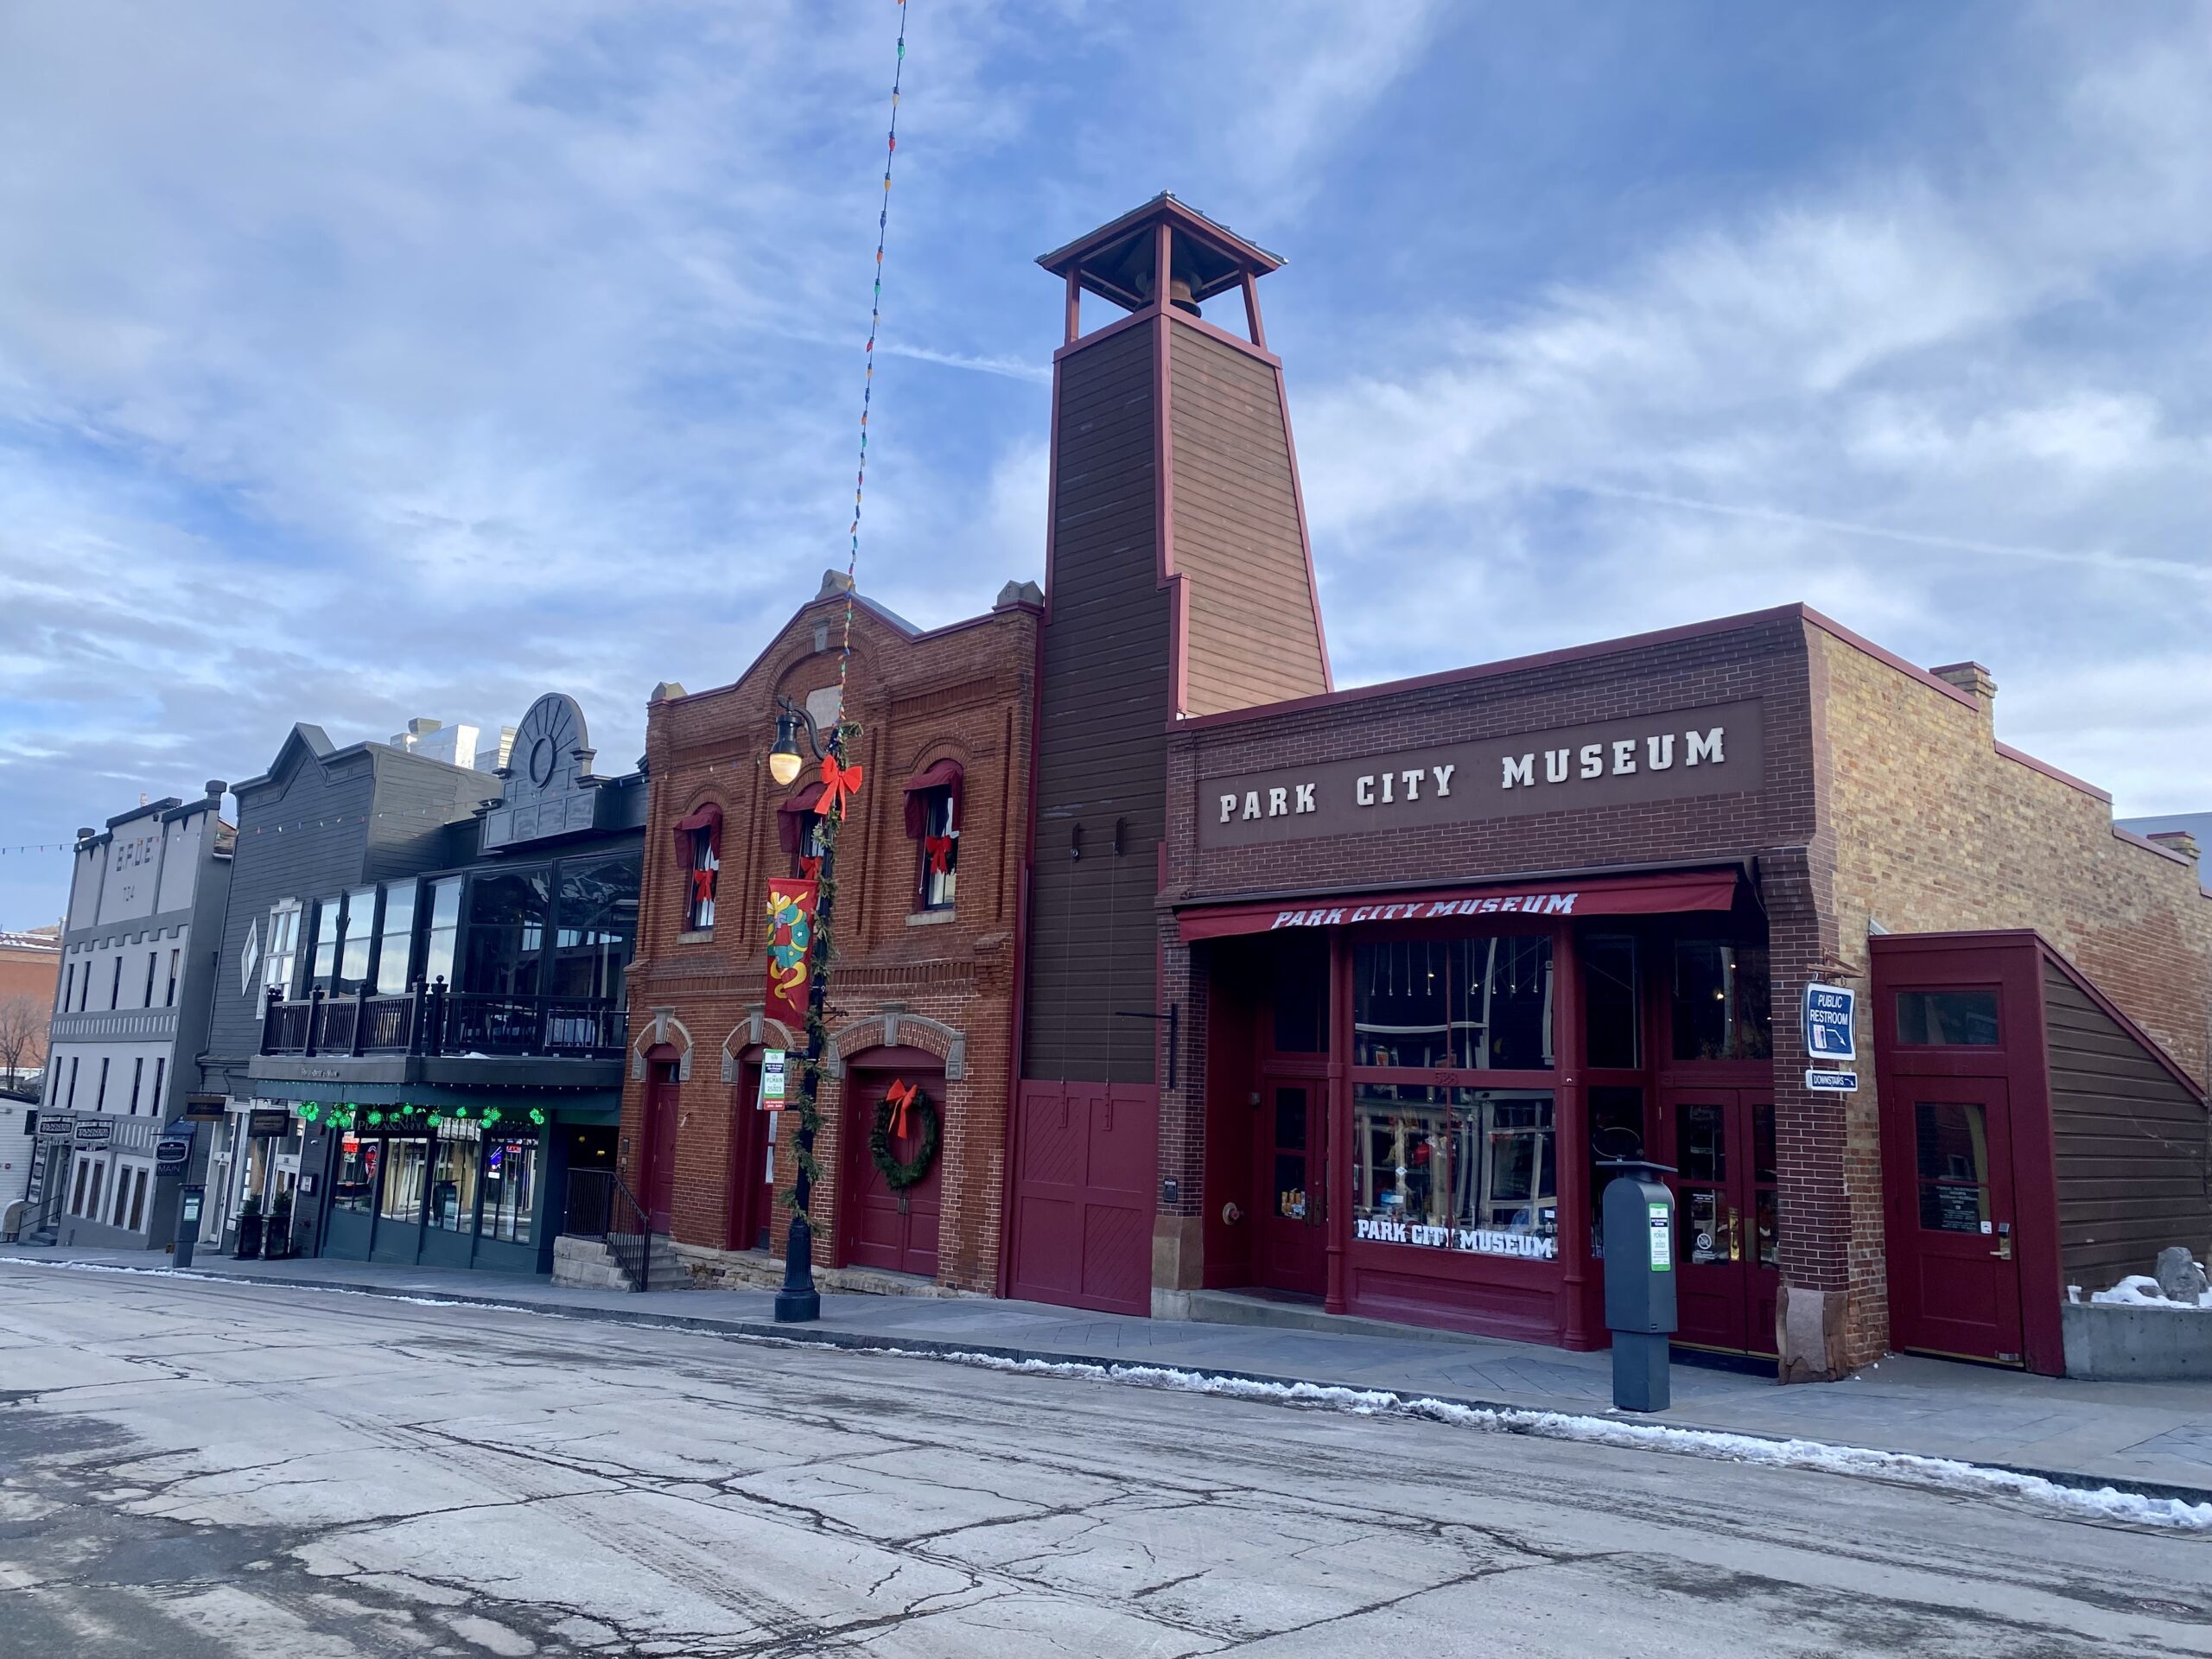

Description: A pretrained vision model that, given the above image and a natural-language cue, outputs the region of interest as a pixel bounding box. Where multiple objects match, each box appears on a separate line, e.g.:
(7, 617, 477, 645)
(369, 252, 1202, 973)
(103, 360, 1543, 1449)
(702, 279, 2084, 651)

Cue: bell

(1167, 276, 1201, 317)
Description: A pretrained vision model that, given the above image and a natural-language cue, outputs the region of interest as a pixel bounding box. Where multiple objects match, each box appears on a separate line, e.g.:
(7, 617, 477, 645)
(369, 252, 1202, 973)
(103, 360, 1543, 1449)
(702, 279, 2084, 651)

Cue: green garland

(785, 716, 859, 1205)
(868, 1086, 940, 1191)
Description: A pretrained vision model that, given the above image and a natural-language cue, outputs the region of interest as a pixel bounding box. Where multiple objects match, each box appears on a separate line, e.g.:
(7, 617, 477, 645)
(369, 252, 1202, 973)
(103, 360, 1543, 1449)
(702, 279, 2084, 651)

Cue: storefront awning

(1176, 868, 1740, 943)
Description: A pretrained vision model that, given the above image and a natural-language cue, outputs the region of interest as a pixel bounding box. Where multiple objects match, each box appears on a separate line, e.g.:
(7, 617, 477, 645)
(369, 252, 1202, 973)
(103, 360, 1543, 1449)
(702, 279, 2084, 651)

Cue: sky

(3, 2, 2210, 927)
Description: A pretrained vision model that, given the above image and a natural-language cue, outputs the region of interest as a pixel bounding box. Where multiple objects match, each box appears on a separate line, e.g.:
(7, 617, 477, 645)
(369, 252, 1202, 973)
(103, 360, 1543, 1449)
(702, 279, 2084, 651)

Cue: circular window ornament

(527, 734, 556, 787)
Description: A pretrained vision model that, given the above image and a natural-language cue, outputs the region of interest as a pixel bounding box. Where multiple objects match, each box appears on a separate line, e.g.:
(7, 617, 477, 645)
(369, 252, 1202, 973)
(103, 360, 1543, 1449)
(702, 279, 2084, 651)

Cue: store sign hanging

(73, 1119, 114, 1148)
(156, 1134, 193, 1175)
(1802, 982, 1857, 1062)
(1198, 698, 1764, 850)
(37, 1115, 75, 1141)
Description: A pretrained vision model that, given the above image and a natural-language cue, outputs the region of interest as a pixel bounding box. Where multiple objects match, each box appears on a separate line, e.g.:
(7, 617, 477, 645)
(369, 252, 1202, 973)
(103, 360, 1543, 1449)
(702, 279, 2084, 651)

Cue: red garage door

(1008, 1082, 1157, 1315)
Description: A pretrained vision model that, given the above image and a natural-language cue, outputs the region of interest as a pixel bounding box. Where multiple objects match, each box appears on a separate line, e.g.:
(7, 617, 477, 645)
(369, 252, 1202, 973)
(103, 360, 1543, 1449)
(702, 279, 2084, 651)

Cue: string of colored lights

(833, 0, 910, 724)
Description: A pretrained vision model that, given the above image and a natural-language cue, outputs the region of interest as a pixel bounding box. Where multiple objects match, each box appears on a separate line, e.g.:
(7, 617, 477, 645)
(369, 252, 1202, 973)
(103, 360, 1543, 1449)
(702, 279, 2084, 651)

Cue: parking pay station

(174, 1185, 205, 1270)
(1600, 1160, 1678, 1412)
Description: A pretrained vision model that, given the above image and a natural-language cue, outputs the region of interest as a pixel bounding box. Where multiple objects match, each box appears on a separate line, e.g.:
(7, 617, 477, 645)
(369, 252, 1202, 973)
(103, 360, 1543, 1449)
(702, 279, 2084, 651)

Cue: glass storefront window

(1354, 935, 1554, 1070)
(1670, 942, 1771, 1061)
(465, 871, 551, 996)
(422, 877, 462, 988)
(381, 1139, 429, 1225)
(550, 855, 640, 1002)
(338, 885, 377, 988)
(1587, 1084, 1646, 1256)
(376, 882, 417, 995)
(309, 896, 340, 984)
(1582, 935, 1640, 1069)
(429, 1125, 480, 1231)
(1352, 1084, 1557, 1260)
(334, 1135, 379, 1212)
(482, 1137, 538, 1244)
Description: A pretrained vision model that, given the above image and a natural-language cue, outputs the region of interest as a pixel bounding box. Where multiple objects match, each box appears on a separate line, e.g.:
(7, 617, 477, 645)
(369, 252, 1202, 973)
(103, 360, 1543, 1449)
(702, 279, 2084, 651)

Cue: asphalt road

(3, 1266, 2209, 1657)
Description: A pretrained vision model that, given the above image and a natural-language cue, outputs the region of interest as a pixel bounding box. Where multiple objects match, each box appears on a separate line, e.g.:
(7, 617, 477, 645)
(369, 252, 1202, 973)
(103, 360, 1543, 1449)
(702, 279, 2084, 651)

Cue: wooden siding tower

(1023, 196, 1331, 1088)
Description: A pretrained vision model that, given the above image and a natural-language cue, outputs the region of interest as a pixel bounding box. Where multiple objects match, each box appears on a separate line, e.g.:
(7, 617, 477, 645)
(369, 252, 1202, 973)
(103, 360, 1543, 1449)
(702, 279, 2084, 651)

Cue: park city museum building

(617, 573, 1039, 1294)
(990, 197, 2212, 1380)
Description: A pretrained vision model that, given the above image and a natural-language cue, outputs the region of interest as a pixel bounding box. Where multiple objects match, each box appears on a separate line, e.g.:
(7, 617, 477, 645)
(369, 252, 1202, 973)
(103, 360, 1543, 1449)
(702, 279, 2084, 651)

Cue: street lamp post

(767, 695, 852, 1324)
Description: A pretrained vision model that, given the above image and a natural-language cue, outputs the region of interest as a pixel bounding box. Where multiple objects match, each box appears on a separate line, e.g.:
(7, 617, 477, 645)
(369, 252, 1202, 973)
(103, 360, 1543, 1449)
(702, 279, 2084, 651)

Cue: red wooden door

(1886, 1077, 2024, 1363)
(642, 1059, 679, 1235)
(841, 1070, 942, 1280)
(1255, 1077, 1325, 1296)
(1659, 1089, 1779, 1356)
(727, 1061, 779, 1253)
(1007, 1082, 1158, 1315)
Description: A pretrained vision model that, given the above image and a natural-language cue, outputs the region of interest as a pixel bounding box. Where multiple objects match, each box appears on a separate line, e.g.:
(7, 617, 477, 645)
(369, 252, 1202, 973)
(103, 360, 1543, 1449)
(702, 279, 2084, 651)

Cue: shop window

(1354, 936, 1553, 1070)
(1269, 935, 1328, 1053)
(381, 1139, 429, 1225)
(464, 870, 551, 996)
(337, 887, 377, 988)
(552, 855, 640, 1001)
(1896, 988, 1999, 1047)
(86, 1160, 105, 1219)
(376, 881, 417, 995)
(264, 900, 302, 997)
(71, 1157, 91, 1216)
(1914, 1100, 1990, 1232)
(482, 1136, 538, 1244)
(127, 1168, 148, 1232)
(1583, 936, 1639, 1069)
(422, 877, 462, 988)
(333, 1134, 379, 1212)
(429, 1128, 479, 1231)
(1753, 1102, 1779, 1269)
(1351, 1083, 1557, 1257)
(1669, 942, 1771, 1061)
(912, 786, 958, 912)
(1586, 1085, 1646, 1256)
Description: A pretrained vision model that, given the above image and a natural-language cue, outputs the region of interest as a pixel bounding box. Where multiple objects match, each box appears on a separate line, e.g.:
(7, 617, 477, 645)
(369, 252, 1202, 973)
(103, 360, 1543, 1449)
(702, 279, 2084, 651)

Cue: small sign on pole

(1805, 1067, 1859, 1092)
(759, 1049, 787, 1110)
(1802, 982, 1857, 1063)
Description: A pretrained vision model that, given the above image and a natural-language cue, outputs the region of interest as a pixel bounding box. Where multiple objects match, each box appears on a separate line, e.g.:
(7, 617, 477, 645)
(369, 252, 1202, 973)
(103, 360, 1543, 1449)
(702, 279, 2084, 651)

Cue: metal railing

(564, 1167, 652, 1292)
(260, 982, 626, 1061)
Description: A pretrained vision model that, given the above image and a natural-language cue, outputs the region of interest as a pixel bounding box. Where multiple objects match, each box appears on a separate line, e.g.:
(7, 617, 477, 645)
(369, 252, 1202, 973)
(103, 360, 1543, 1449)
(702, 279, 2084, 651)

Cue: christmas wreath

(869, 1079, 940, 1191)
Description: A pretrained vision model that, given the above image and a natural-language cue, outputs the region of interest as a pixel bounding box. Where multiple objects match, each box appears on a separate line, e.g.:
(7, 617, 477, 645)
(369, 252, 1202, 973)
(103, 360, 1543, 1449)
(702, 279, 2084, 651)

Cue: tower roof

(1037, 193, 1284, 312)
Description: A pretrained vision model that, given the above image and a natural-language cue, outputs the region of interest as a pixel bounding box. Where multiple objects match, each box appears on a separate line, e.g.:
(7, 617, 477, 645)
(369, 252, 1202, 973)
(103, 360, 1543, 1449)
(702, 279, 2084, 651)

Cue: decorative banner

(760, 1049, 788, 1109)
(816, 753, 864, 822)
(764, 877, 819, 1026)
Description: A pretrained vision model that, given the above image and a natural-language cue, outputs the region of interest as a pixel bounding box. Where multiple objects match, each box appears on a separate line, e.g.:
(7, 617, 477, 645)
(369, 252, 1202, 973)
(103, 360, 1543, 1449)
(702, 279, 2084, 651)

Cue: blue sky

(3, 3, 2210, 927)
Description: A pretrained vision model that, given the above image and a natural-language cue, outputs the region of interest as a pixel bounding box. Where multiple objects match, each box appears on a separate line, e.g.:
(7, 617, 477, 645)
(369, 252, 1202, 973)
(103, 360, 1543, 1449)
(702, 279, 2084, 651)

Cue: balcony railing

(259, 982, 626, 1062)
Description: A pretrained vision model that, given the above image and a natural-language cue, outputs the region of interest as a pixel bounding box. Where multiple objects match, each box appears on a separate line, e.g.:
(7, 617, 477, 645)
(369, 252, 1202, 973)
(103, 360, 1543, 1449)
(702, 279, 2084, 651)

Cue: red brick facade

(620, 576, 1038, 1294)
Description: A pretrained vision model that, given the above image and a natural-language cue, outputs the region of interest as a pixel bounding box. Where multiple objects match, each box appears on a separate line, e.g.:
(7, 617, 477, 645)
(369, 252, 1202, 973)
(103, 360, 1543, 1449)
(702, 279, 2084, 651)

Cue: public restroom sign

(1802, 982, 1857, 1062)
(1196, 700, 1763, 850)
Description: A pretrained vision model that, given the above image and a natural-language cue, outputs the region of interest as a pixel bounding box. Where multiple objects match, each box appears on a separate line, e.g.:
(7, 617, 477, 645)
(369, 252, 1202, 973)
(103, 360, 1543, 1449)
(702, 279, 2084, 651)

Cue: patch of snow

(2090, 1273, 2212, 1311)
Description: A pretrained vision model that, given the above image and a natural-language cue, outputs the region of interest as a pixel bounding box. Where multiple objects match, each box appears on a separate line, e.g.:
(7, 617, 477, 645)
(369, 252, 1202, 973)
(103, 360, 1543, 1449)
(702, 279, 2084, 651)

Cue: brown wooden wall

(2044, 957, 2212, 1287)
(1167, 323, 1329, 715)
(1026, 321, 1170, 1084)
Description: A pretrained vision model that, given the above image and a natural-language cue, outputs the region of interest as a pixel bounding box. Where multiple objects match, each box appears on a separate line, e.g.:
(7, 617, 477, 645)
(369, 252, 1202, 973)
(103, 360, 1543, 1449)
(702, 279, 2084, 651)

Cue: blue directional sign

(1802, 982, 1857, 1063)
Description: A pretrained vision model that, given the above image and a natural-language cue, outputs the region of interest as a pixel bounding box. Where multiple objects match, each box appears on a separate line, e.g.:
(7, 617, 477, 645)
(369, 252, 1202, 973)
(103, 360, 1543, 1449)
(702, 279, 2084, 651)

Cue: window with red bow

(674, 803, 721, 933)
(912, 786, 957, 911)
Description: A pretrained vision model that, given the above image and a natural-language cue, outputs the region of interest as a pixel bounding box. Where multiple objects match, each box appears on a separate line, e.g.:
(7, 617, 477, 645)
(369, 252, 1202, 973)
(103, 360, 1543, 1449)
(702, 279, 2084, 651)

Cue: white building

(29, 784, 234, 1248)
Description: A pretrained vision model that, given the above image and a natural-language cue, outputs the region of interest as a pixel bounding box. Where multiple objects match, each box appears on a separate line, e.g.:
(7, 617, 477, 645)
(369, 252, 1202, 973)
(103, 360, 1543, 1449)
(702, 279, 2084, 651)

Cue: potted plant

(234, 1193, 264, 1260)
(265, 1192, 294, 1260)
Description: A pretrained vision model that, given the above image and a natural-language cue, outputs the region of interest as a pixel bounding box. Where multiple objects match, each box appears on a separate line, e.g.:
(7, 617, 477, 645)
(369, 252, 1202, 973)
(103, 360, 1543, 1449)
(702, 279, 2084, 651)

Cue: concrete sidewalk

(10, 1243, 2210, 1500)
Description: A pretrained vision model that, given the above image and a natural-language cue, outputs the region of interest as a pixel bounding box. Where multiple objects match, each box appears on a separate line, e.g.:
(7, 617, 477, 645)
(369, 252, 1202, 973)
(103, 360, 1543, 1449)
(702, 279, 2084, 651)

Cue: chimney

(1929, 661, 1997, 729)
(2146, 830, 2202, 864)
(205, 779, 226, 800)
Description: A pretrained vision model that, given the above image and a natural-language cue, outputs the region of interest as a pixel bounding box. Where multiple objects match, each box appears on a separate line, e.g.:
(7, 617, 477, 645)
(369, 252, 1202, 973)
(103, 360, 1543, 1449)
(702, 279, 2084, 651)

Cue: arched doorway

(839, 1047, 944, 1281)
(641, 1045, 681, 1235)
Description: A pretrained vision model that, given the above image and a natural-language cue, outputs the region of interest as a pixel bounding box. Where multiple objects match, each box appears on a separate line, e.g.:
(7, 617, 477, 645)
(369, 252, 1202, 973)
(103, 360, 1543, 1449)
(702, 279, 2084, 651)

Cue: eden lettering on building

(1197, 699, 1764, 850)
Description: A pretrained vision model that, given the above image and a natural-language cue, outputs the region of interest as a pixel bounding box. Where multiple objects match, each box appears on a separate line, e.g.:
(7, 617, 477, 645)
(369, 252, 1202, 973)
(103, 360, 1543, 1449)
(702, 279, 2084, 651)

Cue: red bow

(690, 866, 716, 906)
(816, 753, 864, 821)
(923, 834, 953, 874)
(886, 1078, 918, 1138)
(798, 855, 823, 881)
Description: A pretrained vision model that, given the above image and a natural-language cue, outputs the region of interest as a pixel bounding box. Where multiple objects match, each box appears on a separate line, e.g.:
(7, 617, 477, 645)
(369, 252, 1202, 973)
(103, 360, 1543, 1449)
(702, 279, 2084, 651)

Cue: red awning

(775, 795, 815, 856)
(671, 801, 721, 859)
(1176, 868, 1739, 944)
(902, 758, 963, 838)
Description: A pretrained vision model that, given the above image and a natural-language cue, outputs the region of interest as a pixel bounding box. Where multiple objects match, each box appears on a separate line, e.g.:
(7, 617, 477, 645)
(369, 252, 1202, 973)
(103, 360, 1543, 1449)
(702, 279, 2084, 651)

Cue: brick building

(981, 194, 2211, 1381)
(616, 573, 1039, 1294)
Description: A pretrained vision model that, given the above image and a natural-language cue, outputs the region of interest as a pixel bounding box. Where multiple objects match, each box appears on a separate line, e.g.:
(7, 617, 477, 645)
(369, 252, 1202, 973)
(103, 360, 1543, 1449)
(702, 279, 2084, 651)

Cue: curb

(12, 1255, 2212, 1513)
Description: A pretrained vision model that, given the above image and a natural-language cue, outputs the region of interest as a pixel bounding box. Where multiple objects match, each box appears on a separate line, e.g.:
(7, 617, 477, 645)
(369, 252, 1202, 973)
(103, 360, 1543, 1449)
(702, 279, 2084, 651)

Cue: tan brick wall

(619, 588, 1037, 1294)
(1812, 621, 2212, 1363)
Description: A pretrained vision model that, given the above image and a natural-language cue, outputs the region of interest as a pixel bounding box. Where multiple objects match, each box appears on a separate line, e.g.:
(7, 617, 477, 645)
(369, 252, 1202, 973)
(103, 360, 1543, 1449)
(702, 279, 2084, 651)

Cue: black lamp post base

(774, 1211, 820, 1324)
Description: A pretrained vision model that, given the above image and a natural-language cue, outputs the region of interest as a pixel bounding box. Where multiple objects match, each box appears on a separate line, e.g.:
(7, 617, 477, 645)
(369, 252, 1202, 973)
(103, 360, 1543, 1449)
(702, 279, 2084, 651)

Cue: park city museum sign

(1196, 700, 1764, 850)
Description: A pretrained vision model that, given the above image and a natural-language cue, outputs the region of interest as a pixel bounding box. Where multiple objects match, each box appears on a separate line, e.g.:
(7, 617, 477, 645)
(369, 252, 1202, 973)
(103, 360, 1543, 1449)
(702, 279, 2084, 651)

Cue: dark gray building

(210, 694, 643, 1274)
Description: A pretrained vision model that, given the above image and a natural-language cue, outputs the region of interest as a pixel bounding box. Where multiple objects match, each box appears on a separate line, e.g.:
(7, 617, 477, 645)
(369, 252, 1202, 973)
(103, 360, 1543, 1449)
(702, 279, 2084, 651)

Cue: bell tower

(1021, 195, 1330, 1091)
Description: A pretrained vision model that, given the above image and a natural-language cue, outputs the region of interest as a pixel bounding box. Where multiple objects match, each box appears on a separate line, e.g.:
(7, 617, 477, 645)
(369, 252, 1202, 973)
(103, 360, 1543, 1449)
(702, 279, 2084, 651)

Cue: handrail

(259, 985, 626, 1060)
(565, 1167, 652, 1292)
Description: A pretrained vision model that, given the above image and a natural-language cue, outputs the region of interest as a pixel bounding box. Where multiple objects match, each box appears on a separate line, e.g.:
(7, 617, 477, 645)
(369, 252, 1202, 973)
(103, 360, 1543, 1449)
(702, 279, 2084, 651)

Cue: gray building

(27, 785, 234, 1247)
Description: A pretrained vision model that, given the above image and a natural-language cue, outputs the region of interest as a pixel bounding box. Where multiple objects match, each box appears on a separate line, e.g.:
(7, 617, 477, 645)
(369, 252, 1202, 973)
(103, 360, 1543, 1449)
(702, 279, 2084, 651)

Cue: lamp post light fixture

(768, 693, 846, 1324)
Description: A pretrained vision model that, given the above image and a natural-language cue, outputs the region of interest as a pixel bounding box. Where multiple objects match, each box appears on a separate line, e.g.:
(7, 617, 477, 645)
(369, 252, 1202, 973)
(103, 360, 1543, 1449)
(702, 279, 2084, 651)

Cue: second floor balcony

(259, 982, 626, 1062)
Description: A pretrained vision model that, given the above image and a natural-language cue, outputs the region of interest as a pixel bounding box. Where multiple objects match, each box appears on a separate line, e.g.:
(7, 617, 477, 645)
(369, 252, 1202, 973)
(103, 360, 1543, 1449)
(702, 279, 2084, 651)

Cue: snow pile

(2090, 1272, 2212, 1311)
(923, 1348, 2212, 1533)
